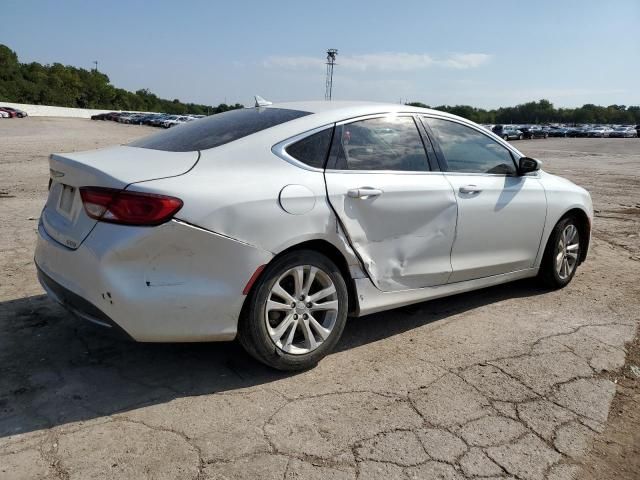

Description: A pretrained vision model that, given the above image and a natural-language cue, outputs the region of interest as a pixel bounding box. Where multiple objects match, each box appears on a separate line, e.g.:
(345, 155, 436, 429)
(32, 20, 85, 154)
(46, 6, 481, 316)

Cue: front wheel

(238, 250, 348, 370)
(518, 134, 524, 140)
(538, 216, 581, 289)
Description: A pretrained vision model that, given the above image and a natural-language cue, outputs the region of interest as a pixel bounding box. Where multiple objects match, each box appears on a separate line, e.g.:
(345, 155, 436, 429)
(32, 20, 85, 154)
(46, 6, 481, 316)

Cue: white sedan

(35, 101, 593, 370)
(162, 115, 192, 128)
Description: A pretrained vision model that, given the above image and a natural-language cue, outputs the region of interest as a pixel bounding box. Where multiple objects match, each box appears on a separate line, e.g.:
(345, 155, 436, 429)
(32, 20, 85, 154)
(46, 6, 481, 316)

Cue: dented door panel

(324, 172, 458, 291)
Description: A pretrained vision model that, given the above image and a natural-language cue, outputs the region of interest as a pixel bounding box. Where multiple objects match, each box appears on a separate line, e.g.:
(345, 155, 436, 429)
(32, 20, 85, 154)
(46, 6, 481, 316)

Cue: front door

(324, 115, 458, 292)
(423, 116, 547, 283)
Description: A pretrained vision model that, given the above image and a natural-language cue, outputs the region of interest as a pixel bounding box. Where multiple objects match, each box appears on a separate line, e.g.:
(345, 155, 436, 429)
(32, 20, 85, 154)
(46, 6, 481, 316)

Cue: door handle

(347, 187, 383, 199)
(459, 185, 482, 194)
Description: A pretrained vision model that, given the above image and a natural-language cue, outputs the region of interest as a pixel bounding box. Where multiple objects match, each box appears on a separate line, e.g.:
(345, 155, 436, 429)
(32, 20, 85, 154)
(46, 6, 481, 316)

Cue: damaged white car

(35, 101, 593, 370)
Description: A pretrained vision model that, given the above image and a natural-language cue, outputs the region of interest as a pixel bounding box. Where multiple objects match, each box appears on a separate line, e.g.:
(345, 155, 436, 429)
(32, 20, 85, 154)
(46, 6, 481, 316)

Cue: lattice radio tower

(325, 49, 338, 100)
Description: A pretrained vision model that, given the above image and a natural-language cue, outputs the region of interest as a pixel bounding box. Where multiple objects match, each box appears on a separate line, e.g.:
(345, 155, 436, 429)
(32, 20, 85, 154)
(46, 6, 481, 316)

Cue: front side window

(327, 116, 429, 171)
(425, 118, 517, 175)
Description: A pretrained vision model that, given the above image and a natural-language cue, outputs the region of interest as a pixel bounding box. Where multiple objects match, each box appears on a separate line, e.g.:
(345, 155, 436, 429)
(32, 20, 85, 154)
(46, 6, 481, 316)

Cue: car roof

(265, 100, 454, 119)
(258, 100, 468, 135)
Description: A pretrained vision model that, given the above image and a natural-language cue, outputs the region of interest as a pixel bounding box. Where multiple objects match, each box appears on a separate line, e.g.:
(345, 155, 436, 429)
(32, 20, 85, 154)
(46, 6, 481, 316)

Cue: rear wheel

(503, 134, 509, 141)
(518, 134, 524, 140)
(238, 250, 348, 370)
(539, 216, 581, 289)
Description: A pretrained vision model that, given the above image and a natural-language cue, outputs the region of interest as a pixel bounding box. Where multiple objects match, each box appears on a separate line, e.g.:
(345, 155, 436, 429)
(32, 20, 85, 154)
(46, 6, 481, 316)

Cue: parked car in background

(609, 126, 638, 138)
(87, 111, 206, 127)
(0, 107, 18, 118)
(566, 126, 589, 137)
(0, 106, 28, 117)
(548, 127, 570, 137)
(519, 126, 549, 139)
(138, 114, 162, 125)
(148, 114, 172, 127)
(162, 115, 191, 128)
(91, 112, 116, 120)
(587, 126, 612, 138)
(34, 101, 593, 370)
(117, 113, 137, 124)
(492, 125, 524, 140)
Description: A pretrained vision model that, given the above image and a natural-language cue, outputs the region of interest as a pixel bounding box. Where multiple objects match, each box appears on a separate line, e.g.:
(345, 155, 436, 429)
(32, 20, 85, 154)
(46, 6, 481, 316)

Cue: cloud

(262, 56, 324, 69)
(440, 53, 492, 69)
(262, 52, 491, 71)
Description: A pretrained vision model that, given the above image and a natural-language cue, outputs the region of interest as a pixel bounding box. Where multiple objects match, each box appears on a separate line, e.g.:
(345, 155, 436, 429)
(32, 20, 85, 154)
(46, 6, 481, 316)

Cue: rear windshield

(128, 107, 311, 152)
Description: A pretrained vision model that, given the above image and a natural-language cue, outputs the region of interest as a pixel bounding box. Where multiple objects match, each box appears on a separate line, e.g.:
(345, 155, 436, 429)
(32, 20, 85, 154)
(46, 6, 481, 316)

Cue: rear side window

(327, 116, 429, 171)
(285, 128, 334, 169)
(129, 107, 311, 152)
(425, 117, 517, 175)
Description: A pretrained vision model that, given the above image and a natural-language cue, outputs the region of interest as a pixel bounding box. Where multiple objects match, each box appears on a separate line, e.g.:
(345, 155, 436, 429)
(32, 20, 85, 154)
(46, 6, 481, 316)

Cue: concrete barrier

(0, 102, 149, 119)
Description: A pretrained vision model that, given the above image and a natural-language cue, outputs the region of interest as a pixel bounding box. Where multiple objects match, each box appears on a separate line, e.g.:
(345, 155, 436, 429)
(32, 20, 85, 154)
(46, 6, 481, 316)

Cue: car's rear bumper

(35, 218, 273, 342)
(36, 265, 134, 340)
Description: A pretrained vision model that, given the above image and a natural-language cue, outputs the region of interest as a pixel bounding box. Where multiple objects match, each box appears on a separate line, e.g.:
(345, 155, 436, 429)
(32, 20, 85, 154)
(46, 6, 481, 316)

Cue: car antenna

(254, 95, 273, 107)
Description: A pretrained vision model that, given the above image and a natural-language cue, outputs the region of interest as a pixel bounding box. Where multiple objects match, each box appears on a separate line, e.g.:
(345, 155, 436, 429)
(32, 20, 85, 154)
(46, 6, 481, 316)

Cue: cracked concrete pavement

(1, 119, 639, 479)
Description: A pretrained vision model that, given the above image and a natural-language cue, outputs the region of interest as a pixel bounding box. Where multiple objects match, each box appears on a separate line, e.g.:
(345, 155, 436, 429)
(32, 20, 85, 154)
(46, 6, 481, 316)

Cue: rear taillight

(79, 187, 183, 226)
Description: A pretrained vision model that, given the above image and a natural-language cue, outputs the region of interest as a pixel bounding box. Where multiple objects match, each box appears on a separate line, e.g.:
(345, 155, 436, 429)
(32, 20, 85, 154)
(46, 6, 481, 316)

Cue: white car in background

(587, 126, 612, 137)
(35, 101, 593, 370)
(162, 115, 192, 128)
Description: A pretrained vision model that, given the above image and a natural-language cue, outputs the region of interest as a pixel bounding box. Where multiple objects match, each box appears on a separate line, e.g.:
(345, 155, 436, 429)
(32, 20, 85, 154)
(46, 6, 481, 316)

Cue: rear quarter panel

(128, 129, 361, 268)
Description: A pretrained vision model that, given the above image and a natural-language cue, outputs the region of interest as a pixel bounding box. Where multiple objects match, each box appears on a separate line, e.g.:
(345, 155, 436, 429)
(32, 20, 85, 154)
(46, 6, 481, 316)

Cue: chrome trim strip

(324, 169, 445, 175)
(334, 112, 416, 126)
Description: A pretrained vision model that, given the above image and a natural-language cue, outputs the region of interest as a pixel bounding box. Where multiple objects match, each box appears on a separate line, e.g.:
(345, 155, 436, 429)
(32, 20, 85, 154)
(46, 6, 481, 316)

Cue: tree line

(0, 44, 242, 115)
(1, 44, 638, 123)
(406, 100, 640, 125)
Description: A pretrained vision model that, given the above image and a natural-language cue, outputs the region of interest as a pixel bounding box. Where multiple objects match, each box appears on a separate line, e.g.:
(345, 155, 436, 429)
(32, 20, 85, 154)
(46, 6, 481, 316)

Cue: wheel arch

(241, 239, 359, 316)
(555, 207, 591, 264)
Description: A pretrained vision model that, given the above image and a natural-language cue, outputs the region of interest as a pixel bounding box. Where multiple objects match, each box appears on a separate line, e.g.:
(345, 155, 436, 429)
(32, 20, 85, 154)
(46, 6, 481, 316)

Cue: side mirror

(518, 156, 542, 174)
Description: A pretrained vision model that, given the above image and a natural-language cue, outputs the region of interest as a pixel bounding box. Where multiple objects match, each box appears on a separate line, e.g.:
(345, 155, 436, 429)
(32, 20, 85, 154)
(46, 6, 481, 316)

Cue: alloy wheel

(264, 265, 339, 355)
(555, 224, 580, 280)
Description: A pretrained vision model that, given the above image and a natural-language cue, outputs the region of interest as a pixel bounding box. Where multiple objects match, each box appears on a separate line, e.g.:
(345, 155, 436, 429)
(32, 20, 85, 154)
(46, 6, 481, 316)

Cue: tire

(238, 250, 349, 371)
(518, 134, 524, 140)
(538, 216, 582, 289)
(503, 135, 509, 141)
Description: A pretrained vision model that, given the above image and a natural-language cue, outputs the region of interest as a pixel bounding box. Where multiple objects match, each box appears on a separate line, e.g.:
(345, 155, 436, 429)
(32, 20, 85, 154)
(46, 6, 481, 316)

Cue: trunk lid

(42, 145, 198, 249)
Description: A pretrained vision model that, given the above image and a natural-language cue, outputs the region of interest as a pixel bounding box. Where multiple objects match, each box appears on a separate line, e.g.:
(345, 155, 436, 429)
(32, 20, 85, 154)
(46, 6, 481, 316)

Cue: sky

(1, 0, 639, 108)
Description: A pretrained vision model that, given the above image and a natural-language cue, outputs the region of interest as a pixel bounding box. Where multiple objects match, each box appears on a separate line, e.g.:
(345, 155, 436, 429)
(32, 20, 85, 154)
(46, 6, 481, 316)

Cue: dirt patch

(579, 333, 640, 479)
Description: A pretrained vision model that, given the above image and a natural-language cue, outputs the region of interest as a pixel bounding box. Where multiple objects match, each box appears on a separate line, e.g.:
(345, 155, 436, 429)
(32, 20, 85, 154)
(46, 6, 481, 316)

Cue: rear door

(324, 114, 458, 292)
(422, 116, 547, 283)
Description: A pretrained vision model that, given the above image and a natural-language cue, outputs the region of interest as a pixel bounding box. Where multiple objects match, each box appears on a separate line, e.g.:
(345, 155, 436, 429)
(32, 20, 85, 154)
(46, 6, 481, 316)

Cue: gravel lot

(1, 117, 639, 479)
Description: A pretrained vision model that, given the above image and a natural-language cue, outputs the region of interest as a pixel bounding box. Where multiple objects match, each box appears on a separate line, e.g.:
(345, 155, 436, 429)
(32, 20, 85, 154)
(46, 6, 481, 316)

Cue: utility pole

(325, 49, 338, 101)
(93, 60, 98, 72)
